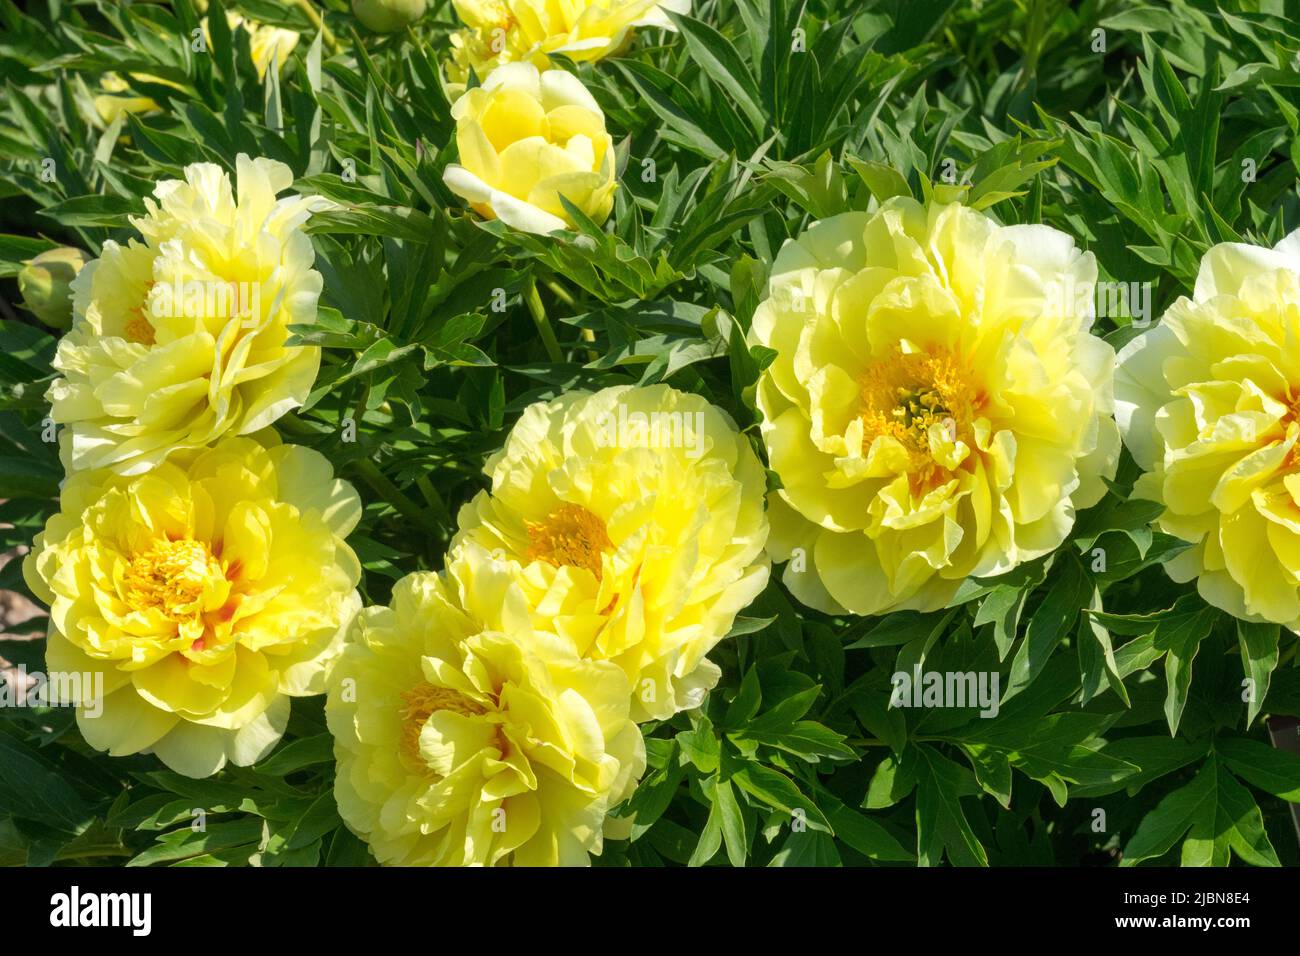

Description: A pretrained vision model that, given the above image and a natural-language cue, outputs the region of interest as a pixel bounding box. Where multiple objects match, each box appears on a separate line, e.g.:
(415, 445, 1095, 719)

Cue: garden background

(1, 0, 1299, 867)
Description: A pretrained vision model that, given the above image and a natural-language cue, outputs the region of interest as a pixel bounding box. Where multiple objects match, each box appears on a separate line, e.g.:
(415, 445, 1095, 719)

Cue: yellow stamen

(526, 503, 613, 579)
(860, 346, 982, 485)
(398, 684, 488, 773)
(122, 539, 221, 620)
(124, 282, 157, 344)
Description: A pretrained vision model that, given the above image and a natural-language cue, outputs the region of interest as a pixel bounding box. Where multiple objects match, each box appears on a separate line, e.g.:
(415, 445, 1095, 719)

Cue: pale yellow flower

(23, 437, 362, 778)
(451, 384, 770, 721)
(326, 542, 644, 866)
(93, 73, 162, 125)
(223, 13, 300, 80)
(1116, 229, 1300, 628)
(48, 155, 330, 476)
(750, 200, 1119, 616)
(447, 0, 688, 86)
(443, 62, 616, 234)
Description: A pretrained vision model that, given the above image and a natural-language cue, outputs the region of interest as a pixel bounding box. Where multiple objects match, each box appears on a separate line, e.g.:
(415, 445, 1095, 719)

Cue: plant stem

(352, 381, 370, 429)
(524, 277, 562, 363)
(292, 0, 341, 54)
(416, 475, 452, 527)
(350, 459, 441, 537)
(544, 278, 575, 308)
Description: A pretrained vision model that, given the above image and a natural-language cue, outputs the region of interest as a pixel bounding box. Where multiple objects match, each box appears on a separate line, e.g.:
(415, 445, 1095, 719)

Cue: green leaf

(1237, 621, 1280, 728)
(668, 11, 766, 134)
(677, 715, 721, 775)
(253, 733, 334, 777)
(612, 60, 725, 157)
(1217, 737, 1300, 801)
(1078, 587, 1129, 707)
(39, 193, 140, 227)
(0, 233, 57, 276)
(1004, 552, 1090, 702)
(1121, 759, 1217, 866)
(0, 732, 91, 833)
(687, 801, 722, 867)
(730, 762, 831, 833)
(821, 794, 913, 862)
(714, 778, 748, 867)
(912, 745, 988, 866)
(846, 157, 913, 202)
(1160, 604, 1216, 735)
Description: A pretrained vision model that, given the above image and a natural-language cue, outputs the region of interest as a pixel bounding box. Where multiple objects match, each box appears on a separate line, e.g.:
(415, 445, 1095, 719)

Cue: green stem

(350, 459, 441, 537)
(352, 381, 370, 429)
(415, 475, 452, 527)
(291, 0, 341, 54)
(543, 278, 576, 308)
(524, 277, 562, 363)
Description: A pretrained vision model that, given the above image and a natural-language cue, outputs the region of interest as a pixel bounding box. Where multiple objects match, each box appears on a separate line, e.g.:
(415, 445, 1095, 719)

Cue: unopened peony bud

(18, 247, 89, 330)
(352, 0, 427, 33)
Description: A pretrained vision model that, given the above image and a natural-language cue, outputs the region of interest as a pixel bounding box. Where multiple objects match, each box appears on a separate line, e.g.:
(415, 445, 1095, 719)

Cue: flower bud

(18, 247, 89, 330)
(351, 0, 427, 33)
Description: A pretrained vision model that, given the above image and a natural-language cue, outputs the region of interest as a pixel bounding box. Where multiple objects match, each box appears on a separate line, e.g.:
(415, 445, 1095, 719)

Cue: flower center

(124, 282, 157, 344)
(860, 347, 980, 460)
(399, 684, 488, 772)
(526, 503, 613, 579)
(122, 539, 221, 620)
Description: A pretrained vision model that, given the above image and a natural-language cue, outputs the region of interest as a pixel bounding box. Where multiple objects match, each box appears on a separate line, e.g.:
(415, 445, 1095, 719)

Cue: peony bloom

(22, 438, 362, 778)
(93, 73, 166, 125)
(442, 63, 616, 235)
(446, 0, 688, 87)
(750, 200, 1119, 616)
(223, 13, 300, 80)
(48, 155, 329, 476)
(450, 384, 770, 721)
(326, 543, 645, 866)
(1116, 230, 1300, 629)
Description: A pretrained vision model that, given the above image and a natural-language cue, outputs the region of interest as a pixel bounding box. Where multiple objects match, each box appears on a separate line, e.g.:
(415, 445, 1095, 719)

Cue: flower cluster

(326, 384, 771, 864)
(26, 157, 356, 778)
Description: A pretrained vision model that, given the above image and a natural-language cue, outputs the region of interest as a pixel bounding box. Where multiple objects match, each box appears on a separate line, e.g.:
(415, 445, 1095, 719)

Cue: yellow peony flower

(750, 199, 1119, 616)
(93, 73, 165, 125)
(48, 155, 330, 476)
(222, 13, 300, 80)
(450, 384, 770, 721)
(22, 437, 362, 778)
(1116, 230, 1300, 628)
(443, 62, 617, 235)
(326, 542, 645, 866)
(446, 0, 688, 87)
